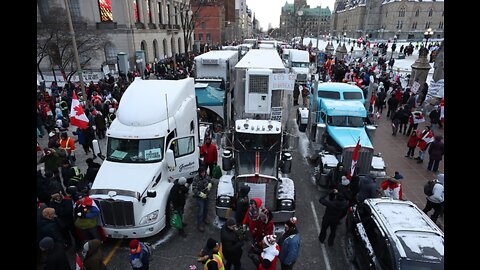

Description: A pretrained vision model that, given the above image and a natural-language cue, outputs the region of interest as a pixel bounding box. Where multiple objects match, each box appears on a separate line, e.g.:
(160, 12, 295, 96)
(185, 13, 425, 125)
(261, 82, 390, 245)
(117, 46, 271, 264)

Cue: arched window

(178, 37, 182, 54)
(171, 37, 175, 57)
(141, 41, 149, 62)
(429, 9, 433, 17)
(153, 39, 159, 60)
(415, 9, 419, 17)
(104, 43, 117, 64)
(163, 39, 168, 58)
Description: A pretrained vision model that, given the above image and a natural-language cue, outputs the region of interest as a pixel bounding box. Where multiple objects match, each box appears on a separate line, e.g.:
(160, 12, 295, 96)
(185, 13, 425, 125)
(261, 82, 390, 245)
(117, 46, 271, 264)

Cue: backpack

(423, 180, 437, 196)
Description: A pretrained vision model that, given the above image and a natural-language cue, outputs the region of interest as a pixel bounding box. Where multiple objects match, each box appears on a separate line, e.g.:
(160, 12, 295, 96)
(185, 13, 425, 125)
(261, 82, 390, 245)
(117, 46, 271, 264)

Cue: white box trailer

(194, 50, 239, 91)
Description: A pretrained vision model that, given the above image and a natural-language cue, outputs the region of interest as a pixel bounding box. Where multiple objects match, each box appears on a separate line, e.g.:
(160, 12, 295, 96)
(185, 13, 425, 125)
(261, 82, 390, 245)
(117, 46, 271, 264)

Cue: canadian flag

(347, 137, 361, 180)
(69, 91, 89, 129)
(75, 253, 83, 270)
(439, 98, 444, 122)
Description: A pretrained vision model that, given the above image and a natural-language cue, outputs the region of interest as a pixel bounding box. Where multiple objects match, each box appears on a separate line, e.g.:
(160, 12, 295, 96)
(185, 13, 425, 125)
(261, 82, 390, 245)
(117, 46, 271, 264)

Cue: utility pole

(316, 4, 321, 73)
(63, 0, 86, 100)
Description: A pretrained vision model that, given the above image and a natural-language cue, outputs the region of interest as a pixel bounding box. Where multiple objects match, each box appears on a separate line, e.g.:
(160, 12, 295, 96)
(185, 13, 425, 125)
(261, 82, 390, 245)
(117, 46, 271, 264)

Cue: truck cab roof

(235, 49, 285, 70)
(320, 99, 367, 117)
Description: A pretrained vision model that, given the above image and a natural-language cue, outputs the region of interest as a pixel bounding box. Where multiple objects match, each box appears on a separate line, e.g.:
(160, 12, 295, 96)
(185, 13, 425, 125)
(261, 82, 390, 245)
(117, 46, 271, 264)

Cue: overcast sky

(246, 0, 335, 30)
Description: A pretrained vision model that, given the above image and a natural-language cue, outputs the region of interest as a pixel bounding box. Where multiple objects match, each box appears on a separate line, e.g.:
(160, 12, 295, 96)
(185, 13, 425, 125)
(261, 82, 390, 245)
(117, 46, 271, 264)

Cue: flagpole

(63, 0, 87, 100)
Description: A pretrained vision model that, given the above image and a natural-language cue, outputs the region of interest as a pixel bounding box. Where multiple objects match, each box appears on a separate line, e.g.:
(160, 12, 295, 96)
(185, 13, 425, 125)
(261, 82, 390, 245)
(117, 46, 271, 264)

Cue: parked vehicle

(346, 198, 444, 270)
(90, 78, 200, 239)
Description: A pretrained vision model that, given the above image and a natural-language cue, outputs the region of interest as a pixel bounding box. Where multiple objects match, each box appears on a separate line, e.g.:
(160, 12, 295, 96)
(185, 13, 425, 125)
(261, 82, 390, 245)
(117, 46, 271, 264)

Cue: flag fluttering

(69, 92, 89, 129)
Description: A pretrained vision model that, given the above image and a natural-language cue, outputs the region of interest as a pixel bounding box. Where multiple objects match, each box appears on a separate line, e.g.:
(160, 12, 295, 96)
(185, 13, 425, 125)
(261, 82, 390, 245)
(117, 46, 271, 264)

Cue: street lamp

(296, 10, 304, 46)
(343, 32, 347, 45)
(424, 27, 434, 48)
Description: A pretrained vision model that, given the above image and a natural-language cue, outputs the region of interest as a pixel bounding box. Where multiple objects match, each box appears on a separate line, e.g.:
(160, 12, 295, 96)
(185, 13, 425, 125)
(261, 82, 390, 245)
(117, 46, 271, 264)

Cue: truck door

(166, 135, 200, 180)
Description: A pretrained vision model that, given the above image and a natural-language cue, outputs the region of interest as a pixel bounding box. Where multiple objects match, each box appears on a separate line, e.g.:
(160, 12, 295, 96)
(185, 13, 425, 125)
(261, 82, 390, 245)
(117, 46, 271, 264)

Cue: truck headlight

(279, 199, 294, 210)
(217, 196, 232, 207)
(139, 210, 159, 225)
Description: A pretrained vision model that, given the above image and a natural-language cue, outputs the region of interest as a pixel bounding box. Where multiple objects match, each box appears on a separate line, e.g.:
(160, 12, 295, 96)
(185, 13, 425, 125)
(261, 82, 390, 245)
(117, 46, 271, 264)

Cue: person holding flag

(416, 126, 434, 163)
(69, 91, 90, 129)
(347, 137, 361, 180)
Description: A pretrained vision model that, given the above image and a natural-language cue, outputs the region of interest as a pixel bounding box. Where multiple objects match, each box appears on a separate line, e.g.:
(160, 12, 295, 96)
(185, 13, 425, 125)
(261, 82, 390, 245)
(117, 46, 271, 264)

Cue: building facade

(37, 0, 194, 73)
(279, 0, 332, 41)
(331, 0, 444, 40)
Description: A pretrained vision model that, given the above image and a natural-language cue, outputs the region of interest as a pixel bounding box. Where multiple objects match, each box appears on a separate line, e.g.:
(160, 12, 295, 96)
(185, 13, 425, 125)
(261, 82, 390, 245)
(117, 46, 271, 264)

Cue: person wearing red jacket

(416, 126, 433, 163)
(200, 137, 218, 177)
(257, 235, 280, 270)
(405, 130, 419, 158)
(380, 178, 403, 200)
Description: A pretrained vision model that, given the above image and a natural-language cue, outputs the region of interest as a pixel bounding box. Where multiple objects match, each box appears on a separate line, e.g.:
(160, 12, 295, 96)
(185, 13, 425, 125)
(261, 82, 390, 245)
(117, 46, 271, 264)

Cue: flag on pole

(69, 91, 89, 129)
(347, 137, 361, 179)
(75, 253, 83, 270)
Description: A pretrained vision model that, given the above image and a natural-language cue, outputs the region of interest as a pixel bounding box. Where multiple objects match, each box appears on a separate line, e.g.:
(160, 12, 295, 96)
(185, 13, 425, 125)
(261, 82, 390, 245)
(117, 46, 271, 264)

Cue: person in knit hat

(74, 196, 101, 242)
(129, 239, 151, 270)
(39, 236, 71, 270)
(258, 235, 280, 270)
(221, 217, 244, 270)
(278, 217, 301, 270)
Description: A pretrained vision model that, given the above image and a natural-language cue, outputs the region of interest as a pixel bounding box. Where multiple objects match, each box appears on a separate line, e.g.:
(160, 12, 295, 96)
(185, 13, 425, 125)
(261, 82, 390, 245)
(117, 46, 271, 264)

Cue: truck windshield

(318, 91, 340, 99)
(327, 116, 364, 127)
(291, 62, 309, 68)
(235, 133, 280, 151)
(343, 92, 363, 100)
(106, 137, 165, 163)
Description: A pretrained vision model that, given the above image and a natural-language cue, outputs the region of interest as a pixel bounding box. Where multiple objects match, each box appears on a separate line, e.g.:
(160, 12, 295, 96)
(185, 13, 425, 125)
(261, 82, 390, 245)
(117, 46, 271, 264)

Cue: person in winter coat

(168, 177, 189, 237)
(93, 111, 107, 139)
(84, 158, 101, 187)
(197, 238, 224, 270)
(427, 136, 444, 172)
(47, 192, 80, 249)
(380, 178, 403, 200)
(235, 184, 251, 227)
(220, 218, 244, 270)
(39, 236, 72, 270)
(326, 162, 347, 190)
(356, 173, 379, 203)
(200, 137, 218, 177)
(429, 106, 441, 132)
(278, 217, 301, 270)
(37, 207, 66, 248)
(423, 177, 444, 223)
(192, 166, 213, 232)
(243, 199, 274, 249)
(83, 239, 107, 270)
(38, 148, 64, 181)
(416, 126, 434, 163)
(338, 176, 354, 207)
(406, 112, 421, 136)
(399, 106, 411, 135)
(257, 235, 280, 270)
(391, 108, 403, 136)
(318, 189, 349, 246)
(129, 239, 150, 270)
(386, 95, 398, 119)
(375, 89, 386, 114)
(406, 130, 419, 158)
(74, 196, 101, 242)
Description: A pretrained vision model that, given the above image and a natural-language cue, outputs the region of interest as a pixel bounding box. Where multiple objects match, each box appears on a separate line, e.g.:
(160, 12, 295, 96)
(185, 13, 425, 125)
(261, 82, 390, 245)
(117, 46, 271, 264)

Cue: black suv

(345, 198, 444, 270)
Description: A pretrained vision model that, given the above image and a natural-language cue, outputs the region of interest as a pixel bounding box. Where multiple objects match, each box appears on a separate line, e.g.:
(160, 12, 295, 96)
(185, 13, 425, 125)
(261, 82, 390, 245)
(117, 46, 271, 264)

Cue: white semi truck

(90, 78, 200, 239)
(215, 49, 296, 222)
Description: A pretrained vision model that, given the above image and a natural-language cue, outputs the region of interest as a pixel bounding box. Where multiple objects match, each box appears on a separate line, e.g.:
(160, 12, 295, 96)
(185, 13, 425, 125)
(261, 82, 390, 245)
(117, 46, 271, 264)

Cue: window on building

(158, 3, 163, 24)
(153, 39, 158, 60)
(201, 22, 206, 29)
(412, 22, 417, 29)
(400, 21, 403, 29)
(38, 0, 50, 20)
(133, 0, 140, 23)
(104, 43, 117, 64)
(199, 33, 203, 41)
(167, 4, 171, 25)
(69, 0, 81, 20)
(98, 0, 113, 22)
(415, 9, 419, 17)
(429, 9, 433, 17)
(163, 39, 168, 58)
(396, 21, 400, 29)
(439, 22, 443, 29)
(146, 0, 152, 23)
(174, 7, 178, 25)
(141, 41, 148, 62)
(426, 22, 431, 28)
(206, 33, 211, 41)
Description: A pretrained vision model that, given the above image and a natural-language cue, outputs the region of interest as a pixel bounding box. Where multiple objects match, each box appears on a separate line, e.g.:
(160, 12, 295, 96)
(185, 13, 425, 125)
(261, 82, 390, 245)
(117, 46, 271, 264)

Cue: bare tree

(37, 7, 109, 81)
(178, 0, 200, 55)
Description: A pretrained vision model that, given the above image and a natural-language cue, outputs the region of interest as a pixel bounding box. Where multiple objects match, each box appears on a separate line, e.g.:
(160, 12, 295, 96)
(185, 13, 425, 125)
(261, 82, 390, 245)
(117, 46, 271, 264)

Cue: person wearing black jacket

(168, 177, 189, 237)
(318, 189, 349, 246)
(326, 162, 347, 190)
(221, 218, 244, 270)
(386, 95, 398, 119)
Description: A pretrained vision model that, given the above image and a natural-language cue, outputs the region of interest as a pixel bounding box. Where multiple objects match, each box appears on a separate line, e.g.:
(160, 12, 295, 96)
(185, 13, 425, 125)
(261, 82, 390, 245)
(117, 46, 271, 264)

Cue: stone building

(37, 0, 194, 74)
(279, 0, 331, 40)
(331, 0, 444, 40)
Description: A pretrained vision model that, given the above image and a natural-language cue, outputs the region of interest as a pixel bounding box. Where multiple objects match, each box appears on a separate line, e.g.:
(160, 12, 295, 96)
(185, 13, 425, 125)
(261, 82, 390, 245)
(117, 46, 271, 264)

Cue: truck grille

(95, 199, 135, 227)
(342, 147, 373, 175)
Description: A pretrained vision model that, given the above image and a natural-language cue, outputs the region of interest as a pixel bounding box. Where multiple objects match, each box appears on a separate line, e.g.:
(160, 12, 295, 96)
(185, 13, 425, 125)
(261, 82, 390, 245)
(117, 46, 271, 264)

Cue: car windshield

(343, 91, 364, 100)
(291, 62, 309, 68)
(318, 91, 340, 99)
(400, 259, 444, 270)
(327, 116, 364, 127)
(106, 137, 165, 163)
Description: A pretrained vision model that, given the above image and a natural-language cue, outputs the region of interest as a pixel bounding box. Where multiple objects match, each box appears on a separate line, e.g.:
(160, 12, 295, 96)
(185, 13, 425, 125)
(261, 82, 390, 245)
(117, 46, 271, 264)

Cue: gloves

(207, 183, 212, 191)
(199, 192, 207, 199)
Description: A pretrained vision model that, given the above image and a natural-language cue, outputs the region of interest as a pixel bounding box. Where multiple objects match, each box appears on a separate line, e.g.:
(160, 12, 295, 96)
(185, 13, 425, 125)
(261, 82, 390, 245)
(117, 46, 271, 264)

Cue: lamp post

(296, 10, 304, 47)
(423, 27, 434, 48)
(390, 34, 397, 61)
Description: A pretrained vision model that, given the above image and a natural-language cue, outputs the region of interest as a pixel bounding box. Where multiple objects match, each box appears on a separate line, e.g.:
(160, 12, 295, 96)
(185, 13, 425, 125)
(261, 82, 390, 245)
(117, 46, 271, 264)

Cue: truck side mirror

(166, 149, 175, 170)
(93, 139, 101, 156)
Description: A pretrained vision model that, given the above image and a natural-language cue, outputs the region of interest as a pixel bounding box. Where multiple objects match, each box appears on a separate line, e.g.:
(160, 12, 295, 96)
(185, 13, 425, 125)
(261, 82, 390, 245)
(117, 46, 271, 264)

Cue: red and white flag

(69, 91, 89, 129)
(347, 137, 361, 179)
(75, 253, 83, 270)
